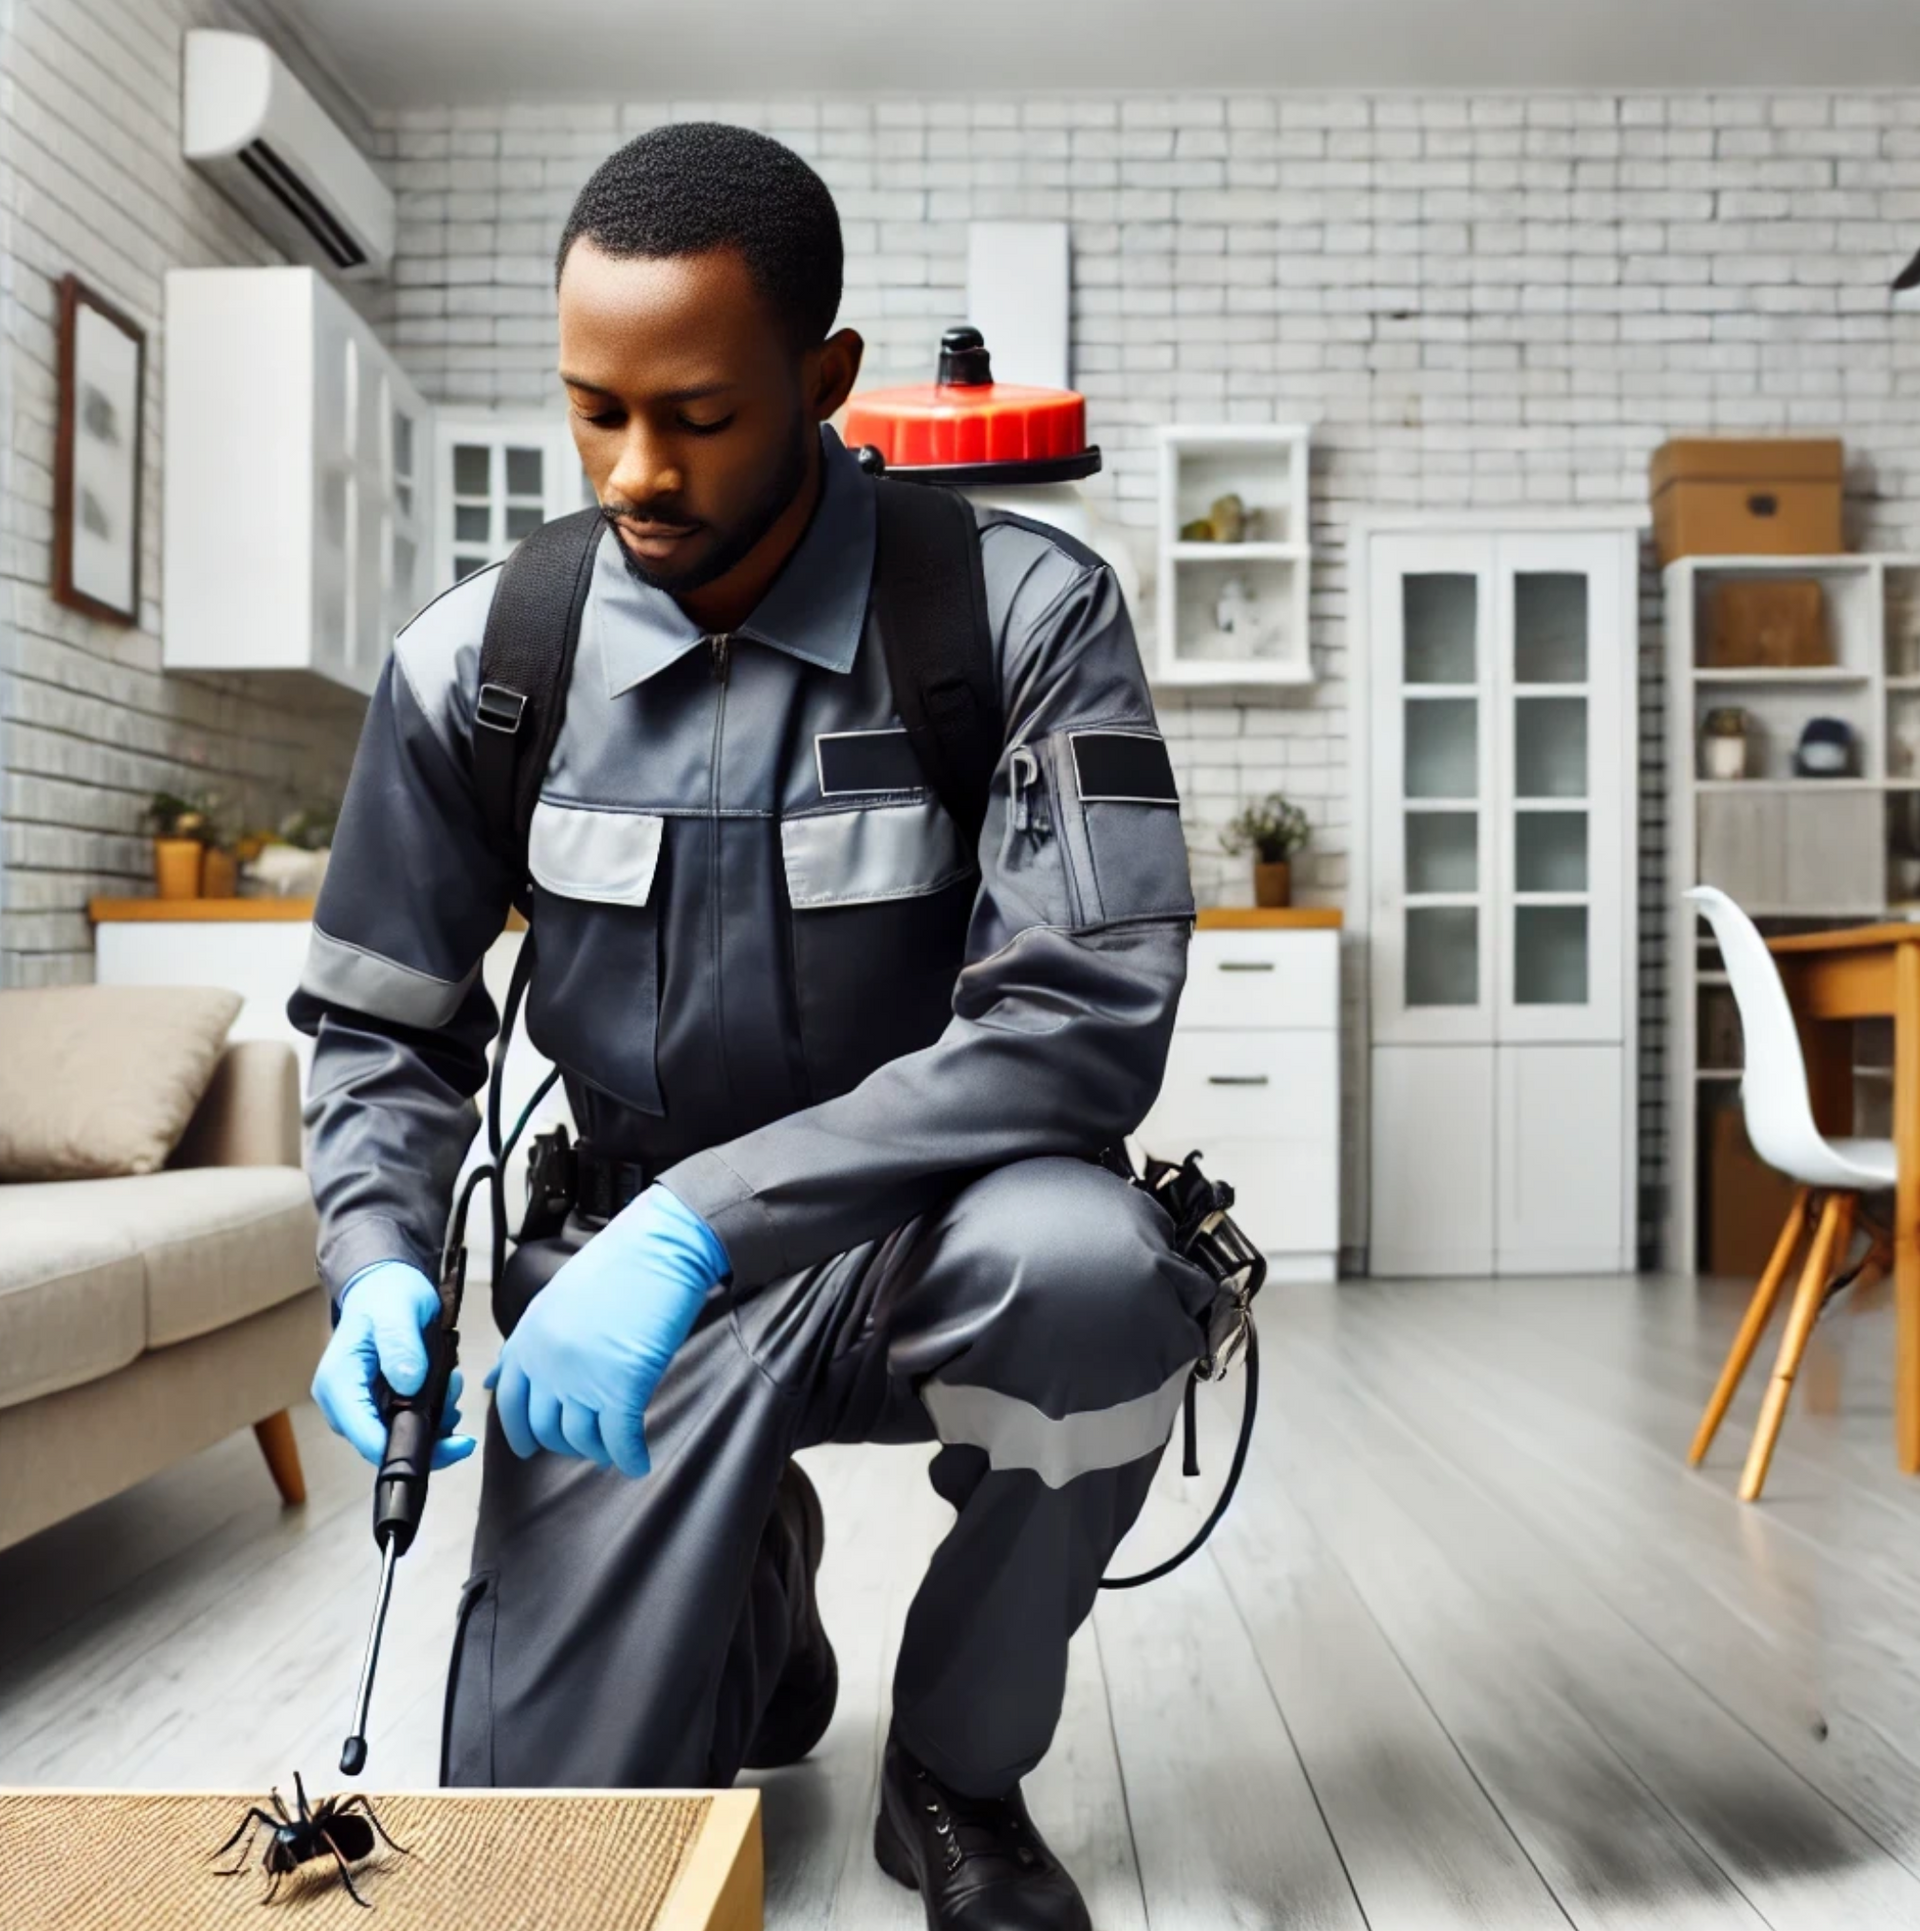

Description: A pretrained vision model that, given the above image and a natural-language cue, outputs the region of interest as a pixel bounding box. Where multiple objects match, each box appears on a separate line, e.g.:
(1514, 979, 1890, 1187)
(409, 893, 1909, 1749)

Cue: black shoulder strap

(472, 506, 604, 888)
(870, 477, 1002, 853)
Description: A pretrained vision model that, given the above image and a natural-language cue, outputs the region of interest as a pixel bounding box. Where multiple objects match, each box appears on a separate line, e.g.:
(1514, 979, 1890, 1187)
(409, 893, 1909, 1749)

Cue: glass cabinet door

(1496, 535, 1623, 1043)
(1372, 538, 1497, 1042)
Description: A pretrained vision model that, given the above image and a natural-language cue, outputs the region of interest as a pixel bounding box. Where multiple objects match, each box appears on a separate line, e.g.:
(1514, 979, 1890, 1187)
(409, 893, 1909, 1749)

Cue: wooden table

(1769, 922, 1920, 1472)
(0, 1788, 759, 1931)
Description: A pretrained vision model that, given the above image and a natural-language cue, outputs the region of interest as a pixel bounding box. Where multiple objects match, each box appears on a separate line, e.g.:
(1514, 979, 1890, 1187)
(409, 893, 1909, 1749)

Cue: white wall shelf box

(1663, 551, 1920, 1272)
(164, 268, 431, 697)
(1350, 513, 1644, 1278)
(1152, 425, 1313, 688)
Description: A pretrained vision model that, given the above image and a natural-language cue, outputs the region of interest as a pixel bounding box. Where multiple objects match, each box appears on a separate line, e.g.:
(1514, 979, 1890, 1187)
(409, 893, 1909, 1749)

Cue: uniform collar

(595, 423, 874, 699)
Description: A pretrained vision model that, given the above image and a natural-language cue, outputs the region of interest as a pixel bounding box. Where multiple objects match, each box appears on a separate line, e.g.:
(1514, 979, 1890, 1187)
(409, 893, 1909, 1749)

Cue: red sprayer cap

(843, 327, 1101, 485)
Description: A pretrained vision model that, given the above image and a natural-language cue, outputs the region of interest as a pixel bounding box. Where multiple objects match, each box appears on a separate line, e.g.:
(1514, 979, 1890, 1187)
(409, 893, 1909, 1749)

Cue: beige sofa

(0, 1039, 330, 1552)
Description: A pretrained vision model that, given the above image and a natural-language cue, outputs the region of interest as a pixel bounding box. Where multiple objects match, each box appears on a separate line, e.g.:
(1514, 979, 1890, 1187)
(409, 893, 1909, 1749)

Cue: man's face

(557, 241, 818, 597)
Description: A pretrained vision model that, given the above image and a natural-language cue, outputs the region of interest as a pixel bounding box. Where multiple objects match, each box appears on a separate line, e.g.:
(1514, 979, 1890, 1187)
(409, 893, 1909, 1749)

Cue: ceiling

(273, 0, 1920, 108)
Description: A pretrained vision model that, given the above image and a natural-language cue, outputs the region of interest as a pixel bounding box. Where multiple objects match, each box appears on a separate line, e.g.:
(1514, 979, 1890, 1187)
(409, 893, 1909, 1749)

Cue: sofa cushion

(0, 1168, 319, 1354)
(0, 985, 245, 1181)
(0, 1205, 146, 1411)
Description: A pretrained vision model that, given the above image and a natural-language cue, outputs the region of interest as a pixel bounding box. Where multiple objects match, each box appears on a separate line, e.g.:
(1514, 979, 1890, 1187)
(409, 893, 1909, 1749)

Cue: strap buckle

(476, 682, 528, 735)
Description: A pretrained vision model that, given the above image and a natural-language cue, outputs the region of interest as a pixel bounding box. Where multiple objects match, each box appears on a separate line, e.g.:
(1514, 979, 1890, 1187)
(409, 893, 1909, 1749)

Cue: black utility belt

(519, 1128, 645, 1240)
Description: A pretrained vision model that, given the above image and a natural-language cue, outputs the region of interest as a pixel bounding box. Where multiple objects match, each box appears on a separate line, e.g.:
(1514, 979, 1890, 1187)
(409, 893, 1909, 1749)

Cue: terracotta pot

(201, 848, 239, 899)
(153, 838, 204, 900)
(1253, 859, 1292, 908)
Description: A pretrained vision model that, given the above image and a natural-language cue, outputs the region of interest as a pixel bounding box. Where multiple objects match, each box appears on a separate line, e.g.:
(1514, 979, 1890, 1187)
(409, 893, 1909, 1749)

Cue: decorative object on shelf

(141, 792, 213, 900)
(1221, 793, 1311, 908)
(1176, 495, 1276, 545)
(201, 847, 239, 900)
(1701, 707, 1752, 780)
(242, 804, 338, 899)
(1155, 424, 1312, 685)
(53, 275, 146, 627)
(1649, 437, 1845, 566)
(1704, 578, 1830, 669)
(1212, 574, 1268, 653)
(1793, 715, 1856, 777)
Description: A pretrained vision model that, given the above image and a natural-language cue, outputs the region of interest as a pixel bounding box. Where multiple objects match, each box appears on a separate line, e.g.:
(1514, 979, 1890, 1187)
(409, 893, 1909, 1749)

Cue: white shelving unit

(1351, 512, 1644, 1277)
(1663, 552, 1920, 1273)
(434, 412, 595, 589)
(1152, 424, 1312, 687)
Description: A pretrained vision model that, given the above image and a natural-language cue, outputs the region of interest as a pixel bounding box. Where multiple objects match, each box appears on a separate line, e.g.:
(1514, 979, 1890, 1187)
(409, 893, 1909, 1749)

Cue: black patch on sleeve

(1070, 731, 1179, 804)
(815, 728, 925, 796)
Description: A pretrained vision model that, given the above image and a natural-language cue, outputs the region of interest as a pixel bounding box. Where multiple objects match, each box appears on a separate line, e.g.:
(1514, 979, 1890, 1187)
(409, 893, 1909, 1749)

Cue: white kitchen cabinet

(164, 267, 433, 696)
(1355, 515, 1642, 1276)
(1134, 919, 1342, 1283)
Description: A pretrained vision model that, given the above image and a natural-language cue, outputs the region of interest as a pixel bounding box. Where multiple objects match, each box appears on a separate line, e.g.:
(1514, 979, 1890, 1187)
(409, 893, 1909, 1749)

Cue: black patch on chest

(1070, 731, 1179, 804)
(815, 728, 924, 796)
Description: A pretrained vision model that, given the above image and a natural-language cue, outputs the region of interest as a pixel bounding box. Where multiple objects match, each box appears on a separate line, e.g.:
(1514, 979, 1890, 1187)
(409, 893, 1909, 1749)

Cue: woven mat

(0, 1791, 712, 1931)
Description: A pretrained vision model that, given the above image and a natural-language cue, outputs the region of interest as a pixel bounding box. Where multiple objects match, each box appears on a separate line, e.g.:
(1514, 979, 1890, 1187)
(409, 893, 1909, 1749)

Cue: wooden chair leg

(1689, 1187, 1811, 1467)
(1740, 1192, 1852, 1502)
(253, 1410, 307, 1508)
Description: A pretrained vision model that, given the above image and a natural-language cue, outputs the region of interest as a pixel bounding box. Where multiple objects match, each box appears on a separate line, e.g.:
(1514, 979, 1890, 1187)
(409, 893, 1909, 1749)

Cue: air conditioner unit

(182, 31, 395, 280)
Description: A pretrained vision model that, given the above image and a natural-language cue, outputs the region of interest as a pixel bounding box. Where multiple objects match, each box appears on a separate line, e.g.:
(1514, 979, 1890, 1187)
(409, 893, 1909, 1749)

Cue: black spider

(210, 1770, 408, 1908)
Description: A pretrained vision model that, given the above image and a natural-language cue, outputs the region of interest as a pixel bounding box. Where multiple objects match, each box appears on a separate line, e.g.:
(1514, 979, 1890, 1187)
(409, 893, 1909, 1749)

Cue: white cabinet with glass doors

(1357, 517, 1641, 1277)
(434, 415, 595, 588)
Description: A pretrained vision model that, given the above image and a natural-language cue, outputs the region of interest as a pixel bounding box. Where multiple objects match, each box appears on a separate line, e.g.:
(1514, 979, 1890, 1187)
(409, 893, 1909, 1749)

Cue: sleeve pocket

(1048, 728, 1195, 925)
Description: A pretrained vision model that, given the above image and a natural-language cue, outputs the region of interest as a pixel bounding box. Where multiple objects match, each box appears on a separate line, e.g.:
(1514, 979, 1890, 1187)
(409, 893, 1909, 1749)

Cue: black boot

(742, 1461, 839, 1770)
(874, 1729, 1091, 1931)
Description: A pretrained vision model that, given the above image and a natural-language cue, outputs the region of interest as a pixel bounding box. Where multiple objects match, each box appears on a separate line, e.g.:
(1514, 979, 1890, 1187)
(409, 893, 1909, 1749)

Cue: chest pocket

(780, 794, 976, 1099)
(525, 799, 665, 1115)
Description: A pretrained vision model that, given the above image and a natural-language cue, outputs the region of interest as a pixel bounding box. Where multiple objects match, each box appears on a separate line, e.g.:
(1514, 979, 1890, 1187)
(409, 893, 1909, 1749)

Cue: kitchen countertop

(91, 897, 530, 932)
(1196, 907, 1343, 930)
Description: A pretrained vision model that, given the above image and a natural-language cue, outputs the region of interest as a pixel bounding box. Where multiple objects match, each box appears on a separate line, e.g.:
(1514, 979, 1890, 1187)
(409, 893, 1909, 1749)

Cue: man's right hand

(311, 1259, 476, 1470)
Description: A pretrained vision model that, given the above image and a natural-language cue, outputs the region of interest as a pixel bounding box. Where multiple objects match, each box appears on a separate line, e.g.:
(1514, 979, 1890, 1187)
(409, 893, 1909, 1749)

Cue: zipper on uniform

(705, 633, 737, 1117)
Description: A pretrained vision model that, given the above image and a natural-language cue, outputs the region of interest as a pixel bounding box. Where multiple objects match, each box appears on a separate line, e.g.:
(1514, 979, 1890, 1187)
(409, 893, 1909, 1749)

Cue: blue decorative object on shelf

(1793, 715, 1855, 778)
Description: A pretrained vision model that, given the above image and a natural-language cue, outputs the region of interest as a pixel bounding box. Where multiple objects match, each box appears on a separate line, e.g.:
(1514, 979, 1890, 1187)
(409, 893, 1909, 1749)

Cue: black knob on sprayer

(937, 325, 994, 387)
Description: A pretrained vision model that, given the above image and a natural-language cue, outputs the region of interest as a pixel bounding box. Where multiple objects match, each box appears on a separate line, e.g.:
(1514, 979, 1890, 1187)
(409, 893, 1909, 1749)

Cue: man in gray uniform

(299, 121, 1209, 1931)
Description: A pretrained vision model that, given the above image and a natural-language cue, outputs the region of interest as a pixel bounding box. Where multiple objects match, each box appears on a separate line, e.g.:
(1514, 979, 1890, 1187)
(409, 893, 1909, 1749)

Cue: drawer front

(1178, 929, 1339, 1032)
(1142, 1030, 1338, 1150)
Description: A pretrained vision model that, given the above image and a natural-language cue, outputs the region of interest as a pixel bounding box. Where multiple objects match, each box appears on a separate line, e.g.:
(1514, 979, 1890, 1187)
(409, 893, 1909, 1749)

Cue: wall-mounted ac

(182, 31, 395, 280)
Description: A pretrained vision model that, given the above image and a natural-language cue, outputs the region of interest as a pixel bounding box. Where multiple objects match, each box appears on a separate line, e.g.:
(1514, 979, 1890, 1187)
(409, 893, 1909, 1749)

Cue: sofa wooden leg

(253, 1410, 307, 1508)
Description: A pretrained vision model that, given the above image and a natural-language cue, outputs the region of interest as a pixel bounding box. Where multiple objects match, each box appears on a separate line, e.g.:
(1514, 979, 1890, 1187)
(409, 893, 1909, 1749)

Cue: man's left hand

(485, 1184, 730, 1476)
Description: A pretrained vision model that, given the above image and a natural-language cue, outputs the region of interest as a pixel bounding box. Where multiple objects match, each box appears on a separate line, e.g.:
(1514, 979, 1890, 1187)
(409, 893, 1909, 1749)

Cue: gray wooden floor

(7, 1273, 1920, 1928)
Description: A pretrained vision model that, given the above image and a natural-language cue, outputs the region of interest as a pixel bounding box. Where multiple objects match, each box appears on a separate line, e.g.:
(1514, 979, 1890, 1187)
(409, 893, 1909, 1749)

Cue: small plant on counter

(142, 790, 221, 899)
(1221, 793, 1312, 909)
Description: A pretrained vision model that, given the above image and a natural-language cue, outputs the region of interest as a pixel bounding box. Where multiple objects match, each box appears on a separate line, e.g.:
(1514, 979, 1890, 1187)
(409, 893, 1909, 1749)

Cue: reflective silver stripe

(780, 797, 971, 910)
(920, 1361, 1194, 1490)
(528, 800, 664, 906)
(302, 925, 477, 1029)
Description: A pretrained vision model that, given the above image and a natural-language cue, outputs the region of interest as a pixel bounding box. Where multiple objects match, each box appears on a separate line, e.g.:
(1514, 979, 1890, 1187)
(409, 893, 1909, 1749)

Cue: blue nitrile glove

(311, 1259, 475, 1471)
(484, 1184, 729, 1477)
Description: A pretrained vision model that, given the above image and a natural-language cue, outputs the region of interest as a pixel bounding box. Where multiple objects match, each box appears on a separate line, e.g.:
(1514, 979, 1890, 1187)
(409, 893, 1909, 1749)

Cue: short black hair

(556, 122, 843, 351)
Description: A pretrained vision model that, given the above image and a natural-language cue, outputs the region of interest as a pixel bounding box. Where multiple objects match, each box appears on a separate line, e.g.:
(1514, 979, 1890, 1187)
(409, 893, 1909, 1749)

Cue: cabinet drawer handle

(1216, 961, 1276, 973)
(1207, 1074, 1271, 1086)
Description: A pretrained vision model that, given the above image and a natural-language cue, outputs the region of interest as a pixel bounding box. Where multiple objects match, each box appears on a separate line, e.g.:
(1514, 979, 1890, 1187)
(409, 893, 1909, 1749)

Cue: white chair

(1685, 886, 1896, 1500)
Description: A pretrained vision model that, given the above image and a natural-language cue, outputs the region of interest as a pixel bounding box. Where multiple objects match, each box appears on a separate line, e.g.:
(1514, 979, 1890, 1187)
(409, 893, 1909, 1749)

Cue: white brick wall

(371, 87, 1920, 1258)
(0, 0, 378, 986)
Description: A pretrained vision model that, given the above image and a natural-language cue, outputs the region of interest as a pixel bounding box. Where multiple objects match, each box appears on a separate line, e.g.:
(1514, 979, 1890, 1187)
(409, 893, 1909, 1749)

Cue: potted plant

(1702, 707, 1751, 781)
(1221, 792, 1312, 908)
(141, 791, 212, 899)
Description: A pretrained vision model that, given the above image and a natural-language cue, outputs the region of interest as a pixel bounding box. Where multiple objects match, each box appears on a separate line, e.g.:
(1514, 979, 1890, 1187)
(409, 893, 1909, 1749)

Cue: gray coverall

(291, 423, 1212, 1799)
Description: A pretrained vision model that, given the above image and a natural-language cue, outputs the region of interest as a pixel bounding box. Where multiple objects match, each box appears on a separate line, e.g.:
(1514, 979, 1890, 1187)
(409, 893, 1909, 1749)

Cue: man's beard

(604, 412, 812, 598)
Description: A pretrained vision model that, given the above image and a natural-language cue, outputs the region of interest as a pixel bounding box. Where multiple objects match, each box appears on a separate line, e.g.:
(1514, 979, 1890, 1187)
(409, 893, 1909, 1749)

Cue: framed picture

(53, 274, 146, 626)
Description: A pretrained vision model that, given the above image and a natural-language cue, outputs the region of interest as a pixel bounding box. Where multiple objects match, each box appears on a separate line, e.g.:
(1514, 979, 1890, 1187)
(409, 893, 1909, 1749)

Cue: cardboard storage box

(1651, 438, 1844, 565)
